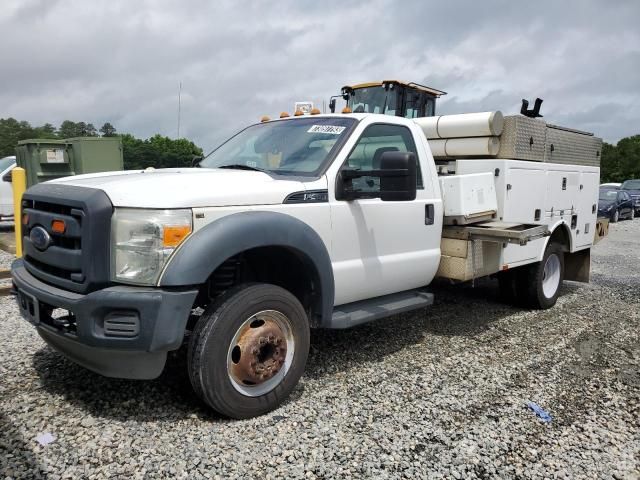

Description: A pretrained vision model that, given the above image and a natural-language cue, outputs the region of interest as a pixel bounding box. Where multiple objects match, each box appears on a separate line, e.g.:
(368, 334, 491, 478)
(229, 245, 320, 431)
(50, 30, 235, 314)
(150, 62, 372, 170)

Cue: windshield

(348, 86, 397, 115)
(0, 156, 16, 172)
(621, 179, 640, 190)
(599, 189, 618, 201)
(200, 117, 355, 176)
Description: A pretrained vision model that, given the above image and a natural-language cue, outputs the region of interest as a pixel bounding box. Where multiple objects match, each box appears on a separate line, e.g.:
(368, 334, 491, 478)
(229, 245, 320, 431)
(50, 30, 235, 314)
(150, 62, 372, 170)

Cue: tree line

(0, 118, 203, 170)
(600, 136, 640, 183)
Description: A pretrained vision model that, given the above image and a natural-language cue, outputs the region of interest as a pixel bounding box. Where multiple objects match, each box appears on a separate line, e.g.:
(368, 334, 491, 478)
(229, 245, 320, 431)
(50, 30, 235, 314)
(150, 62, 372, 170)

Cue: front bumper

(597, 209, 614, 218)
(11, 259, 198, 379)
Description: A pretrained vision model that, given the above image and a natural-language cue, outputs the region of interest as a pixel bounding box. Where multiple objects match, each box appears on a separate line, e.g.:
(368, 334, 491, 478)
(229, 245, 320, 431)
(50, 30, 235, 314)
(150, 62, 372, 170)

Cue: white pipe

(429, 137, 501, 157)
(415, 111, 504, 139)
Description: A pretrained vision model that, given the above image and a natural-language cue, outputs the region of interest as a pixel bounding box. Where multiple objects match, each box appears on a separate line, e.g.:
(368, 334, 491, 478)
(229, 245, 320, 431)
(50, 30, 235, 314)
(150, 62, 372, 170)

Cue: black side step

(327, 290, 434, 329)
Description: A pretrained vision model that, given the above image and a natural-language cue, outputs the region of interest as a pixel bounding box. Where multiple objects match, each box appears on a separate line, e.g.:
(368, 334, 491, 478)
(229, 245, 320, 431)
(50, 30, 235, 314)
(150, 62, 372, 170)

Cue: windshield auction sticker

(307, 125, 346, 135)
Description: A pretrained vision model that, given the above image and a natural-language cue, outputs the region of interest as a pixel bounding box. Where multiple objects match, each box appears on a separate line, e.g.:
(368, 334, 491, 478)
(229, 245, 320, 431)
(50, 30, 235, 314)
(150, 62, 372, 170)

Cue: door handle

(425, 204, 435, 225)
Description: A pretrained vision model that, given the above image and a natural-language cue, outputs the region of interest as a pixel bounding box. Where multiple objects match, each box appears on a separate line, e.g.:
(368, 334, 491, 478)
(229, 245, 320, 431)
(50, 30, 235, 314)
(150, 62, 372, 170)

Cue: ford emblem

(30, 226, 52, 251)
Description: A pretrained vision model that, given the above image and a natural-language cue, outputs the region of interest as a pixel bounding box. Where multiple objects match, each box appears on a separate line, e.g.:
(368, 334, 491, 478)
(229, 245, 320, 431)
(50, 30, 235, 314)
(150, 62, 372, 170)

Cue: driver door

(329, 122, 441, 306)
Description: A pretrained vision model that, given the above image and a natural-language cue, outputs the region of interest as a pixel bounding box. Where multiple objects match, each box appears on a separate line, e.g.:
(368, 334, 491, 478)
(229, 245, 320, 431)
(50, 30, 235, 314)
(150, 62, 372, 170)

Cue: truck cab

(11, 112, 598, 419)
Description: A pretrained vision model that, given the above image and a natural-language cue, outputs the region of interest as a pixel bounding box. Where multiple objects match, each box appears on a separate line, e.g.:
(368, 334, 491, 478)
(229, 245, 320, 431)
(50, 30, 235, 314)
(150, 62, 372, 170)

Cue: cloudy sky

(1, 0, 639, 149)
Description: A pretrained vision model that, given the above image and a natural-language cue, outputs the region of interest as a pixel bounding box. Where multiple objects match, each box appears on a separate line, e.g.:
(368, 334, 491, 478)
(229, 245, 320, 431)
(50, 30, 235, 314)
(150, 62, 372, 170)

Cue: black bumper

(11, 259, 198, 379)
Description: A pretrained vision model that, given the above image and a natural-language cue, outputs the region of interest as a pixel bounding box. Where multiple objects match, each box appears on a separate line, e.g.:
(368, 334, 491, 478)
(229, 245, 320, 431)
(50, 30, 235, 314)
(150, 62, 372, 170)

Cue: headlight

(111, 208, 192, 285)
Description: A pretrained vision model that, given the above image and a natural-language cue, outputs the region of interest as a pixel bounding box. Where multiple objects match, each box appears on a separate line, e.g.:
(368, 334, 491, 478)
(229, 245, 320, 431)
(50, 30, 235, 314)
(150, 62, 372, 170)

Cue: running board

(327, 290, 434, 329)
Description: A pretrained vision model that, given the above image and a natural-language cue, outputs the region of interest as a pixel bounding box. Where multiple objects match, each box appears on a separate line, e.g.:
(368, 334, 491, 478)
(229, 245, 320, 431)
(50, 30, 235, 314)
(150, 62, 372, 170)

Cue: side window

(342, 123, 423, 195)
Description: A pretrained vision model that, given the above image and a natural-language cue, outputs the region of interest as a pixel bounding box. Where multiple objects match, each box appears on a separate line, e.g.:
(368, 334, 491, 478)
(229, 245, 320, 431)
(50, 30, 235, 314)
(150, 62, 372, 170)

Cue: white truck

(12, 111, 600, 418)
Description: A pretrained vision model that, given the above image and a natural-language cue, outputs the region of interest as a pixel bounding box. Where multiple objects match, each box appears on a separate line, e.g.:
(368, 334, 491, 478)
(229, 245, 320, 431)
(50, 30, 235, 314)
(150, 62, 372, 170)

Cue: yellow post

(12, 167, 26, 258)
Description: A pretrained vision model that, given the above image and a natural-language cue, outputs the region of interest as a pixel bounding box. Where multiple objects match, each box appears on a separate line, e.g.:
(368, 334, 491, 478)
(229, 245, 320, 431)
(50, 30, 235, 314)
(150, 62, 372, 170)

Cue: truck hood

(49, 168, 308, 208)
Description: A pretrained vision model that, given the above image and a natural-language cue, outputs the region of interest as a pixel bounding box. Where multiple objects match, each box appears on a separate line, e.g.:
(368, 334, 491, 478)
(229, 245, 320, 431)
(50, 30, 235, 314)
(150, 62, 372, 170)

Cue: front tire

(516, 242, 565, 309)
(188, 283, 310, 419)
(611, 209, 620, 223)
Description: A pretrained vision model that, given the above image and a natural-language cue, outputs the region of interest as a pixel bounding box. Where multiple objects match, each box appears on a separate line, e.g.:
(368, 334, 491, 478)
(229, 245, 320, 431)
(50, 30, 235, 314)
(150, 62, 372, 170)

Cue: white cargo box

(439, 172, 497, 225)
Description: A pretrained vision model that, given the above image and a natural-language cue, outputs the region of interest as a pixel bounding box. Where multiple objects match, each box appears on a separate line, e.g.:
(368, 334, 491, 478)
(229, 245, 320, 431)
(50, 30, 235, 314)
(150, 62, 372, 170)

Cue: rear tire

(188, 283, 310, 419)
(515, 242, 565, 309)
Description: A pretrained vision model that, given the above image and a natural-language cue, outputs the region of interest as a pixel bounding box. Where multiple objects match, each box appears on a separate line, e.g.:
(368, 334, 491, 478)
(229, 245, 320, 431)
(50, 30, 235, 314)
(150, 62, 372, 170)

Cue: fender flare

(539, 220, 573, 261)
(159, 211, 334, 325)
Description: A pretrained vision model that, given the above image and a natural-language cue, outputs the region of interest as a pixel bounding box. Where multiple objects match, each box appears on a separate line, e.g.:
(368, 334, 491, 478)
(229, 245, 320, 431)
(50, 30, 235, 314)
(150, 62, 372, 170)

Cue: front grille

(21, 183, 113, 294)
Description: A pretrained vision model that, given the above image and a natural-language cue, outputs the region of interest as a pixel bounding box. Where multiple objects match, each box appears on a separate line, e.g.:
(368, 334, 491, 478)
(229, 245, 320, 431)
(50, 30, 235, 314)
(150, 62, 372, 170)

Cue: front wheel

(516, 242, 565, 309)
(611, 209, 620, 223)
(188, 283, 310, 419)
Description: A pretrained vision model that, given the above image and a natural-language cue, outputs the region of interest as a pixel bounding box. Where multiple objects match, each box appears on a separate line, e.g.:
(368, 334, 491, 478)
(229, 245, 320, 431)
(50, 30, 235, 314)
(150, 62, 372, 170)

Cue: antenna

(177, 81, 182, 138)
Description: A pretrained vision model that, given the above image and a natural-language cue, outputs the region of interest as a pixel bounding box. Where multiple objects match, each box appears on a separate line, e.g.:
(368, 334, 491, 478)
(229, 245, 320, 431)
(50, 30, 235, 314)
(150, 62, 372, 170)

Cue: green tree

(600, 135, 640, 183)
(84, 123, 98, 137)
(121, 134, 203, 170)
(37, 123, 57, 137)
(58, 120, 79, 138)
(100, 122, 117, 137)
(0, 118, 38, 157)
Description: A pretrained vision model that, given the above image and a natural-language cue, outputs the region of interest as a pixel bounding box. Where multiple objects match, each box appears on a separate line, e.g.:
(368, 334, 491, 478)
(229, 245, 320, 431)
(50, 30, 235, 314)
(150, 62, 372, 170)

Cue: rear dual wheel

(188, 283, 310, 419)
(498, 242, 564, 309)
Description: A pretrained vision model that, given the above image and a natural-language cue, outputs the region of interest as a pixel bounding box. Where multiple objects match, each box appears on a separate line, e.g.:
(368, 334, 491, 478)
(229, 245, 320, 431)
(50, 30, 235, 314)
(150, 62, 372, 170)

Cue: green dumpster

(16, 137, 123, 187)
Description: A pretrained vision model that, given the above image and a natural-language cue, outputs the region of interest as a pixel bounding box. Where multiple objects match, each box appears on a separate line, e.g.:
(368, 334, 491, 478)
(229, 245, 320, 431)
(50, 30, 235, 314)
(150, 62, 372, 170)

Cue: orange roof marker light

(342, 106, 352, 114)
(260, 115, 270, 123)
(310, 108, 321, 115)
(279, 112, 290, 118)
(294, 110, 304, 116)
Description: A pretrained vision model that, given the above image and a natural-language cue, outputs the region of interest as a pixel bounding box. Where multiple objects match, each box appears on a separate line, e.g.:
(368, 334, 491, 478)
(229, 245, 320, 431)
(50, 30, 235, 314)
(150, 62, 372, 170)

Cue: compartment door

(502, 168, 546, 224)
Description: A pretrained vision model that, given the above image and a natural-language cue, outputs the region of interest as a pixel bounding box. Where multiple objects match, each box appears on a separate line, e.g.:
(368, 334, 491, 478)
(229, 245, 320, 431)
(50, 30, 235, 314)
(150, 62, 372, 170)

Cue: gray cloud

(1, 0, 638, 149)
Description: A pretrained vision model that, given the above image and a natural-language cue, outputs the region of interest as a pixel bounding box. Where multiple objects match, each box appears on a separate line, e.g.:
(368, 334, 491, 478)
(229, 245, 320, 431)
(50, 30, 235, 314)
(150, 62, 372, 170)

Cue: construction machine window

(349, 87, 397, 115)
(200, 117, 355, 176)
(342, 123, 423, 194)
(404, 93, 436, 118)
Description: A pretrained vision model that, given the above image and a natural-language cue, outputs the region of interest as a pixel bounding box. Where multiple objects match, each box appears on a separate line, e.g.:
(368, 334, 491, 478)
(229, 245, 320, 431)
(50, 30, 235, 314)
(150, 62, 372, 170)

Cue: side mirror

(2, 170, 13, 183)
(329, 98, 336, 113)
(191, 155, 203, 167)
(379, 151, 417, 201)
(336, 152, 417, 201)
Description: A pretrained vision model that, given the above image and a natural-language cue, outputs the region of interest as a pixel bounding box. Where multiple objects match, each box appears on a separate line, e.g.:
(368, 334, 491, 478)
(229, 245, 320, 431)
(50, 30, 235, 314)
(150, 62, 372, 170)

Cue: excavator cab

(329, 80, 446, 118)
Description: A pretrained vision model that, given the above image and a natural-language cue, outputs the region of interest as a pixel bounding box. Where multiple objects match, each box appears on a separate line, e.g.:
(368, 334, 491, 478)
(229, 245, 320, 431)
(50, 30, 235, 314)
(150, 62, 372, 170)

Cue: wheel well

(548, 224, 572, 252)
(194, 246, 322, 326)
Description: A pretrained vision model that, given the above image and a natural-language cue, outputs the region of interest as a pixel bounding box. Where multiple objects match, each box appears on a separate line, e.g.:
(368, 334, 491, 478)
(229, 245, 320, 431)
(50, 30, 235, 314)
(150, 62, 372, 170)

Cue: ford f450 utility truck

(12, 111, 601, 418)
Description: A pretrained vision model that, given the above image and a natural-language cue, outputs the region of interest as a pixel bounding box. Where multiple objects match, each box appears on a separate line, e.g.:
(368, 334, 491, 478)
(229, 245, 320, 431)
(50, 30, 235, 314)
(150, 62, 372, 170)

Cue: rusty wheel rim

(227, 310, 294, 397)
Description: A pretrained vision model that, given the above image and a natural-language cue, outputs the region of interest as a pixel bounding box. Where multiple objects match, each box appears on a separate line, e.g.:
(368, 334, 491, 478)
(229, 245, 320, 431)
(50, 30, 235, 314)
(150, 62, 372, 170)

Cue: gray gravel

(1, 221, 639, 479)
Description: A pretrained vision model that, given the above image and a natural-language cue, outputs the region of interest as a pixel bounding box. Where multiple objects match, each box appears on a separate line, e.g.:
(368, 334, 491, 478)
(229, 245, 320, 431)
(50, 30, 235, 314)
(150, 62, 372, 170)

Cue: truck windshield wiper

(218, 164, 268, 173)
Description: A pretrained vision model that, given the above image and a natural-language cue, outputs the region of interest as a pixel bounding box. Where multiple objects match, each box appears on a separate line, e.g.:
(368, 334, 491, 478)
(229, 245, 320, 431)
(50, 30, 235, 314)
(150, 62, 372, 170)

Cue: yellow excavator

(328, 80, 446, 118)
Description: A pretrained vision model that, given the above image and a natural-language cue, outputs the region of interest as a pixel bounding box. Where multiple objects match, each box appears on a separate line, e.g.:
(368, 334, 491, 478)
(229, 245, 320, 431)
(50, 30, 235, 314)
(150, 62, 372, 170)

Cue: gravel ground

(1, 221, 639, 479)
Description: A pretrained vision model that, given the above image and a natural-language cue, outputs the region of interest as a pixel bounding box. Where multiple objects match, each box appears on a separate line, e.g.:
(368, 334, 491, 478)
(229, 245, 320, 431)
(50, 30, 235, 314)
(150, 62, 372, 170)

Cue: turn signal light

(51, 219, 66, 234)
(22, 214, 29, 225)
(163, 225, 191, 248)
